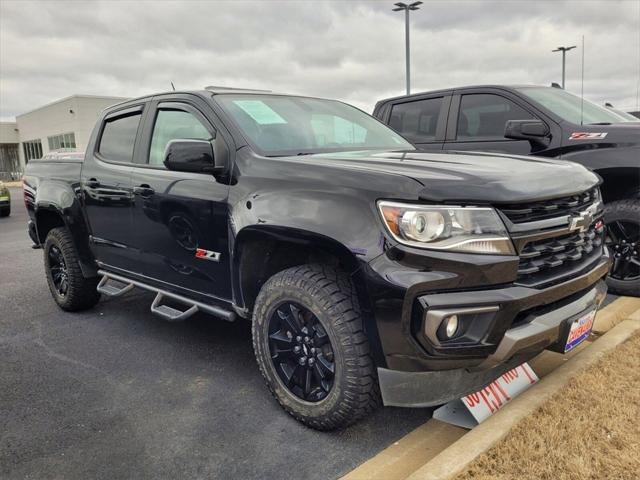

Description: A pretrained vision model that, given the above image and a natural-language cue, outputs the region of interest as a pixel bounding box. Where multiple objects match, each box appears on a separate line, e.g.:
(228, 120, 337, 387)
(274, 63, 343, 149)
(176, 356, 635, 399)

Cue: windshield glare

(217, 94, 413, 156)
(516, 87, 637, 125)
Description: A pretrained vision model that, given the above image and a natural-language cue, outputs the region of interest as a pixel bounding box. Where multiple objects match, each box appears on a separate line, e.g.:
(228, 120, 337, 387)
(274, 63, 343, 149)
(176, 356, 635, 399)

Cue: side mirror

(163, 139, 223, 174)
(504, 119, 550, 142)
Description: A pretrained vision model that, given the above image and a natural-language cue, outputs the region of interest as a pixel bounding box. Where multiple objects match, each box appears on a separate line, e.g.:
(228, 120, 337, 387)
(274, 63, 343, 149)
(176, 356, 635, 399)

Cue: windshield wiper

(587, 122, 612, 125)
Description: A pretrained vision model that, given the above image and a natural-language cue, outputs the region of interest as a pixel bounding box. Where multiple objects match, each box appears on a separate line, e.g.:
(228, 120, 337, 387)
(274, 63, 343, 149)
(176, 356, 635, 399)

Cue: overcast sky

(1, 0, 639, 121)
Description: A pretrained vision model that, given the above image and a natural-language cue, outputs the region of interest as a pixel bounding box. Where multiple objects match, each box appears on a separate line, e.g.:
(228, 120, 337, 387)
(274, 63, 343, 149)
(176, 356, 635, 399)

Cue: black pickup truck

(24, 88, 610, 429)
(374, 85, 640, 296)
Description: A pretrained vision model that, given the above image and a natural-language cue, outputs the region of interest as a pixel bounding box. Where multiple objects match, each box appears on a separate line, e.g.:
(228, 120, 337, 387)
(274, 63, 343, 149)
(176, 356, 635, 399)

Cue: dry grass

(455, 332, 640, 480)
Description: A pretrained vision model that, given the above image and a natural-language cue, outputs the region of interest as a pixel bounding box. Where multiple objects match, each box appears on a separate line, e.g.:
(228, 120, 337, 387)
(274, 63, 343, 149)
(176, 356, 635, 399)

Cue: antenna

(171, 82, 176, 91)
(580, 35, 585, 126)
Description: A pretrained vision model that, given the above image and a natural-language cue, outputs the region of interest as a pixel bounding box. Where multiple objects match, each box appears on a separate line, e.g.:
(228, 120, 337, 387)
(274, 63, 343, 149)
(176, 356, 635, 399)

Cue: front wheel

(605, 199, 640, 297)
(0, 206, 9, 217)
(252, 264, 380, 430)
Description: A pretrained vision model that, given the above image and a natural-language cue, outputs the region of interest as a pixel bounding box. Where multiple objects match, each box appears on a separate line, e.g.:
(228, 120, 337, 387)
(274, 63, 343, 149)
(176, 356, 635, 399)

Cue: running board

(97, 270, 236, 322)
(97, 276, 135, 297)
(151, 293, 198, 322)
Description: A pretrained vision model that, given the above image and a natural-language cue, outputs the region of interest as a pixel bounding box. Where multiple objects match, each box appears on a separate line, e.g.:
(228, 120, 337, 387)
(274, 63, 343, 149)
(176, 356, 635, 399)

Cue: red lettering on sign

(521, 364, 537, 385)
(464, 393, 480, 408)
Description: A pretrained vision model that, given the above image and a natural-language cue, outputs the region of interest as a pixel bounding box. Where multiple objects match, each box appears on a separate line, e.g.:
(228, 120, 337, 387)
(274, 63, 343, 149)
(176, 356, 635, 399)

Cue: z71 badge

(569, 132, 608, 140)
(195, 248, 221, 262)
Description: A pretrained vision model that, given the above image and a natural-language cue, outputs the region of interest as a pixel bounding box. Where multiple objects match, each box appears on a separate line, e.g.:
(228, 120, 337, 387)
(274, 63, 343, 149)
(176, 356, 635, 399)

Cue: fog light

(444, 315, 459, 338)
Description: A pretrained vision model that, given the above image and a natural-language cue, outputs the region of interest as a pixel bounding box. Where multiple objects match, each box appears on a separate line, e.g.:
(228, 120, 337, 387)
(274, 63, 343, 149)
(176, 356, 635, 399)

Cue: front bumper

(378, 278, 607, 407)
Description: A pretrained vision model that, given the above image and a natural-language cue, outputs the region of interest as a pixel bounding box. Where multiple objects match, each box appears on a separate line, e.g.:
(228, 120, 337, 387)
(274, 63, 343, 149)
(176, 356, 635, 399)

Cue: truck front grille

(500, 188, 599, 224)
(515, 223, 605, 287)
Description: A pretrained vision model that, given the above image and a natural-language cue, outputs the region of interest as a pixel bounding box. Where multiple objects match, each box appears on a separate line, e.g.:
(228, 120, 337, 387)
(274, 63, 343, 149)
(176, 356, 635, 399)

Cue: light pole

(392, 1, 422, 95)
(552, 45, 576, 89)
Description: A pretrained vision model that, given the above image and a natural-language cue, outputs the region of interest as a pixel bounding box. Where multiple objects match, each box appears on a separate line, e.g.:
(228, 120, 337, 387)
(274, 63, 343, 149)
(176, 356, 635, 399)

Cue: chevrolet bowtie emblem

(569, 204, 598, 233)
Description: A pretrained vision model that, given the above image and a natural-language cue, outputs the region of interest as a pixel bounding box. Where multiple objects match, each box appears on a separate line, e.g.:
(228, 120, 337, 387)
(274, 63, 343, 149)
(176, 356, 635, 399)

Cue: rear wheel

(44, 227, 101, 311)
(252, 264, 380, 430)
(604, 200, 640, 297)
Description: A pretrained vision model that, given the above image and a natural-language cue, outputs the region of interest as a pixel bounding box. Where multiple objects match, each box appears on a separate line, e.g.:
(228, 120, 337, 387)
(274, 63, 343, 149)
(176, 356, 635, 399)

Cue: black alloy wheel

(48, 244, 70, 297)
(268, 302, 335, 403)
(252, 264, 380, 430)
(606, 220, 640, 282)
(43, 227, 101, 311)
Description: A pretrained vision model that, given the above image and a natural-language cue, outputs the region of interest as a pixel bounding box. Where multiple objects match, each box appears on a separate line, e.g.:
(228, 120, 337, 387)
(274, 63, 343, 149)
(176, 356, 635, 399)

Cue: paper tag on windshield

(232, 100, 287, 125)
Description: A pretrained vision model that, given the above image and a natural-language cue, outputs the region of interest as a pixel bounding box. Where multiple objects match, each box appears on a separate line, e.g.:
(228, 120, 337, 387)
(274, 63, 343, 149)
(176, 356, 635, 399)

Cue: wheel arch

(34, 204, 97, 278)
(232, 225, 364, 312)
(596, 167, 640, 203)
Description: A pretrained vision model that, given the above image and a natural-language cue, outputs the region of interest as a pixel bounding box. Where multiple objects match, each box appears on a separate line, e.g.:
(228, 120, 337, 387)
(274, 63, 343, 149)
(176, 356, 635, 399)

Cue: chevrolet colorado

(374, 84, 639, 296)
(24, 88, 610, 429)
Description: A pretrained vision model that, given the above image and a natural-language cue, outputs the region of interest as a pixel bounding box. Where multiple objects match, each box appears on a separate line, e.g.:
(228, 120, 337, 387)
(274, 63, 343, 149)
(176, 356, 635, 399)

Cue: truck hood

(291, 149, 600, 204)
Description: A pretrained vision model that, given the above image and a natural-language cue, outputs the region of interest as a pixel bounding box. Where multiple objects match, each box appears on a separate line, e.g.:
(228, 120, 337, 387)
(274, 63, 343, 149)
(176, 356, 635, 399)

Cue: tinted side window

(457, 94, 535, 140)
(98, 113, 142, 162)
(389, 97, 443, 142)
(149, 109, 213, 166)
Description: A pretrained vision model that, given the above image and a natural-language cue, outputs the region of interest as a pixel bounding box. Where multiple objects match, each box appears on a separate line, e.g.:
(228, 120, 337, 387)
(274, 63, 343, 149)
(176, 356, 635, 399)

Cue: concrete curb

(405, 313, 640, 480)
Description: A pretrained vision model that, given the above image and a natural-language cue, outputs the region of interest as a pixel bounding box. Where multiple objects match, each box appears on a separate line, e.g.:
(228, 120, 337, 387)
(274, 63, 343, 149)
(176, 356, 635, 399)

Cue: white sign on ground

(433, 362, 539, 429)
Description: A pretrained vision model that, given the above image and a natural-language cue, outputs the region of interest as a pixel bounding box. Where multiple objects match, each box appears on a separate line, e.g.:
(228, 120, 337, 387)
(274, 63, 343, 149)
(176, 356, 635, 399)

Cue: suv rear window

(388, 97, 443, 142)
(98, 112, 142, 162)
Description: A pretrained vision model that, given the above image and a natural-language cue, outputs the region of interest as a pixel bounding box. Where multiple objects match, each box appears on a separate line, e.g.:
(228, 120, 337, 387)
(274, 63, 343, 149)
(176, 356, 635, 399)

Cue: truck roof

(375, 84, 542, 105)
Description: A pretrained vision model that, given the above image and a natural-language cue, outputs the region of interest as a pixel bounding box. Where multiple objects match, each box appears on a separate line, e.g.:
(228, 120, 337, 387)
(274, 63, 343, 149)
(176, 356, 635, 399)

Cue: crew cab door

(81, 104, 145, 271)
(129, 96, 232, 301)
(379, 94, 450, 151)
(444, 91, 543, 155)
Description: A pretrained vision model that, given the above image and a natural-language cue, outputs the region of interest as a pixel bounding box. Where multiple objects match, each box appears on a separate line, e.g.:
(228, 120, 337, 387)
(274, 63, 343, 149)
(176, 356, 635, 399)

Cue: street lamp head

(393, 1, 421, 11)
(552, 45, 577, 52)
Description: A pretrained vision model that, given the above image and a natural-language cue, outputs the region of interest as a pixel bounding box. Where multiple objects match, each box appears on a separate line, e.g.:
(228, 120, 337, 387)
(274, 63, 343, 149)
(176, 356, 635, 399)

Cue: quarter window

(457, 94, 536, 140)
(389, 97, 443, 142)
(149, 109, 213, 166)
(98, 112, 142, 162)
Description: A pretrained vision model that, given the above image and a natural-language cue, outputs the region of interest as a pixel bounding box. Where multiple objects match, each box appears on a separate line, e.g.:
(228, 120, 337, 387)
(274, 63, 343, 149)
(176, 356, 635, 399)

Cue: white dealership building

(0, 95, 128, 180)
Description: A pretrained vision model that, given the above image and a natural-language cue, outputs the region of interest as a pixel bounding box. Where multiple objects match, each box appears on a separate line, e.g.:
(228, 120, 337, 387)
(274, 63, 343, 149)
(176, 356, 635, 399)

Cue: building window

(23, 139, 43, 161)
(47, 132, 76, 151)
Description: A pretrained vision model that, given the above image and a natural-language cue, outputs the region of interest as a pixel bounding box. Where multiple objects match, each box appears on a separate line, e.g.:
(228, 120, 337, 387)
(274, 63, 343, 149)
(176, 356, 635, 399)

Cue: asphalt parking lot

(0, 188, 432, 480)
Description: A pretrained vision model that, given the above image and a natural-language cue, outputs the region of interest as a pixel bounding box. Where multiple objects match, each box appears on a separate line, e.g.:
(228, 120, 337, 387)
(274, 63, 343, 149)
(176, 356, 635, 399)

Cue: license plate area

(564, 309, 596, 352)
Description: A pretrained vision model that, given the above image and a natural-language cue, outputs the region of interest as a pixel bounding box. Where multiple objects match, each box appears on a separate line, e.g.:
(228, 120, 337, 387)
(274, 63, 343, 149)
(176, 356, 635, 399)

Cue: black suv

(24, 88, 610, 429)
(374, 85, 639, 295)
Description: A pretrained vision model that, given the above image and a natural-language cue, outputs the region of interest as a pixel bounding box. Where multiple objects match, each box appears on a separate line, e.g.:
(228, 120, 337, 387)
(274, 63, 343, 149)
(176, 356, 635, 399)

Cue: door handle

(86, 178, 100, 188)
(133, 184, 155, 197)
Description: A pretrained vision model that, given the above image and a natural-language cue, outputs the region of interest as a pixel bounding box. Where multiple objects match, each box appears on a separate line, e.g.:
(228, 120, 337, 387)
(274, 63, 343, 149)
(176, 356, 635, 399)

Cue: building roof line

(16, 94, 129, 118)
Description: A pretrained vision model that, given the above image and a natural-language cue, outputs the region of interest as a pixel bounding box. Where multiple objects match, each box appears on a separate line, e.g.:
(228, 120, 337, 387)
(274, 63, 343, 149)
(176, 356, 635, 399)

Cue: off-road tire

(252, 264, 380, 430)
(604, 199, 640, 297)
(44, 227, 101, 311)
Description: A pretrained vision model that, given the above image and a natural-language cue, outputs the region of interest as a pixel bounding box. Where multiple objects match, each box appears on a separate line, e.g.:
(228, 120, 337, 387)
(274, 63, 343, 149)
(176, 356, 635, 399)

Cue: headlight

(378, 201, 515, 255)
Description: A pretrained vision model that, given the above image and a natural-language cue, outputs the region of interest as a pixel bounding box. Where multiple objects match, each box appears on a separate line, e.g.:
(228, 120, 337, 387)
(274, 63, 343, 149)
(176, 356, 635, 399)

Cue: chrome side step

(97, 270, 236, 323)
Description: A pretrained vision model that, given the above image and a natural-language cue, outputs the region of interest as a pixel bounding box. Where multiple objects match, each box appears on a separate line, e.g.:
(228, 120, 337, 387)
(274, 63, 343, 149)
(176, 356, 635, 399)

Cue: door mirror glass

(163, 139, 217, 173)
(504, 119, 550, 140)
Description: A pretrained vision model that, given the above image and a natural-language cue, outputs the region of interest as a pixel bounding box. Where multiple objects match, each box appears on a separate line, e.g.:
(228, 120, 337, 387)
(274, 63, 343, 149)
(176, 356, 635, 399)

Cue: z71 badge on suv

(24, 87, 610, 429)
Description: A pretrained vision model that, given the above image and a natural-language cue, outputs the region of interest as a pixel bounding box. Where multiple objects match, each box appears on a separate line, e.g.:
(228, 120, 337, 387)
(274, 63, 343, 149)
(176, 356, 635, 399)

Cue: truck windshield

(216, 94, 413, 156)
(516, 87, 637, 125)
